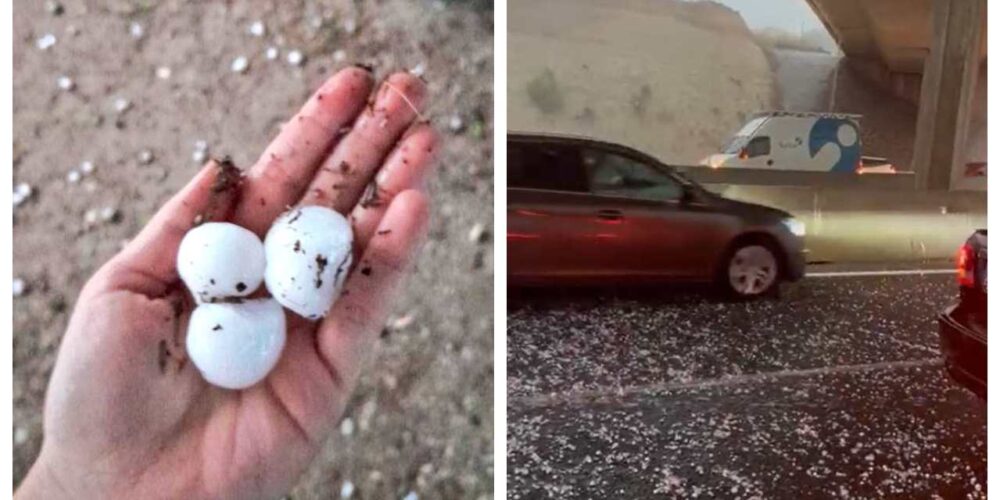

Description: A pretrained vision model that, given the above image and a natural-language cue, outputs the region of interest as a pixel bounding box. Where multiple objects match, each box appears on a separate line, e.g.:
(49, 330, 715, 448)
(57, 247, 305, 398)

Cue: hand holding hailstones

(177, 206, 354, 389)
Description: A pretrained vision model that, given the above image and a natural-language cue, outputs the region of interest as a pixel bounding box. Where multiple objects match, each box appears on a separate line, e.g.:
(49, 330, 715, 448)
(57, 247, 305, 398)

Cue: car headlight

(782, 218, 806, 237)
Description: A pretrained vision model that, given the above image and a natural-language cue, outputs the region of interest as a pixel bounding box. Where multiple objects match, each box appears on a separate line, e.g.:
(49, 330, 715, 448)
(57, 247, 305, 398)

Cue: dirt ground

(13, 1, 493, 498)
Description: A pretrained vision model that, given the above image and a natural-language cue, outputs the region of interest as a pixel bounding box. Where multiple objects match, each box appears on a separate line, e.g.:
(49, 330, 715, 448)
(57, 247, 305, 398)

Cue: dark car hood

(700, 191, 791, 221)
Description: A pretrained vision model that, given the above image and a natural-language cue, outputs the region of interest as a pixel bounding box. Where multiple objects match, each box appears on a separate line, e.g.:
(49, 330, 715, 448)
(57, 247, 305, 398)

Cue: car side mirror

(680, 185, 695, 204)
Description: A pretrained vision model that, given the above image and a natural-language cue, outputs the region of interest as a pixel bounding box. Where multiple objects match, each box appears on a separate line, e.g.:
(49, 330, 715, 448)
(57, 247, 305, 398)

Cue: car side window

(746, 136, 770, 158)
(508, 141, 588, 192)
(583, 148, 682, 201)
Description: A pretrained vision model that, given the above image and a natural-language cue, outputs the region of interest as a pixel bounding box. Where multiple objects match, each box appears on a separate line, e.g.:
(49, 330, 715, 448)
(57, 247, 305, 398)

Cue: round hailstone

(56, 76, 75, 91)
(178, 222, 267, 303)
(264, 206, 353, 320)
(36, 33, 57, 50)
(248, 21, 266, 37)
(265, 46, 279, 60)
(84, 208, 99, 225)
(409, 62, 426, 78)
(333, 50, 346, 63)
(156, 66, 172, 80)
(231, 56, 249, 74)
(66, 169, 81, 184)
(193, 140, 208, 152)
(286, 50, 305, 67)
(138, 149, 154, 165)
(79, 160, 95, 174)
(186, 299, 286, 390)
(113, 97, 131, 114)
(129, 22, 144, 39)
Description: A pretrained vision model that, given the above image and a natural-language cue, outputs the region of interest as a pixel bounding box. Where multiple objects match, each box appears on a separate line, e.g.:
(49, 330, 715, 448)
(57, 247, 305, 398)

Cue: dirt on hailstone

(13, 1, 493, 498)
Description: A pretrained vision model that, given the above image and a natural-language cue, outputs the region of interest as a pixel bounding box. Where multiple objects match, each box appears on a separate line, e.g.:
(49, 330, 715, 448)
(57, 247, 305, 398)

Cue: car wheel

(720, 242, 780, 299)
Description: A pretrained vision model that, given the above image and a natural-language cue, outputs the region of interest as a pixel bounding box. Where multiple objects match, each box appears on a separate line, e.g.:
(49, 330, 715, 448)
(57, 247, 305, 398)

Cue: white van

(701, 111, 869, 173)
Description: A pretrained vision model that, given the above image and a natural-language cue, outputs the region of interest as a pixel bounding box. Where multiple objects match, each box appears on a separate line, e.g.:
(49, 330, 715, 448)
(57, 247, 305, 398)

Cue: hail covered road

(507, 265, 986, 499)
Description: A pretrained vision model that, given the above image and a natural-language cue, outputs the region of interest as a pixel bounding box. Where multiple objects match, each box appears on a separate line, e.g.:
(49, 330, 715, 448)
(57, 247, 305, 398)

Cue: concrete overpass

(804, 0, 986, 191)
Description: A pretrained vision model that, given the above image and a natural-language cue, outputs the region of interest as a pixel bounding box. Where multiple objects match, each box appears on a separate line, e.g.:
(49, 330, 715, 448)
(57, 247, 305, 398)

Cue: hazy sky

(701, 0, 827, 33)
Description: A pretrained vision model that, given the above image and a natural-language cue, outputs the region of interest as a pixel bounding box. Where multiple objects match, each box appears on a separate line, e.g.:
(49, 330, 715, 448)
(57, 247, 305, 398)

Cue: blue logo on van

(808, 118, 860, 173)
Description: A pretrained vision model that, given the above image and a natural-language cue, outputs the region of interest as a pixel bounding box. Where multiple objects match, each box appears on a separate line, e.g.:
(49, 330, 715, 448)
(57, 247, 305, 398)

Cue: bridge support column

(912, 0, 985, 191)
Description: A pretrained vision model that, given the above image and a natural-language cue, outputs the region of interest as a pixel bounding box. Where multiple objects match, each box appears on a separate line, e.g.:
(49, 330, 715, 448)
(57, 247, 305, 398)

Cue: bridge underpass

(805, 0, 987, 191)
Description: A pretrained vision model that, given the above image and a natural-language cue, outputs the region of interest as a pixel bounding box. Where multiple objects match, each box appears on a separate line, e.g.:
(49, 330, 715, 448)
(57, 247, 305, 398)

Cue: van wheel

(718, 242, 780, 299)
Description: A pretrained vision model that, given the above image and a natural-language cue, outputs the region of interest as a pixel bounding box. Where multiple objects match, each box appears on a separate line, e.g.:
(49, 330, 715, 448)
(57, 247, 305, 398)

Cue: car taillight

(739, 148, 748, 160)
(957, 243, 975, 287)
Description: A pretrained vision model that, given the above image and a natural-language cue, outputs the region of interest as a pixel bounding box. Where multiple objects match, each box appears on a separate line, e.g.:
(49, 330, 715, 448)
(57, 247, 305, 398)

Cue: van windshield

(721, 117, 766, 153)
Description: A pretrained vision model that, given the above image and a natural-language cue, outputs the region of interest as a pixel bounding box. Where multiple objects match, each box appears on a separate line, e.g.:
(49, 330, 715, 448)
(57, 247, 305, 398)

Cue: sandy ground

(508, 0, 777, 164)
(13, 1, 493, 498)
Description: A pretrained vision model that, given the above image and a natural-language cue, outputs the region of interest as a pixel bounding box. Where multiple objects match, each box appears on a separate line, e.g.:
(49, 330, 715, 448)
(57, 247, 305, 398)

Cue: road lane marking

(512, 358, 943, 408)
(806, 269, 954, 278)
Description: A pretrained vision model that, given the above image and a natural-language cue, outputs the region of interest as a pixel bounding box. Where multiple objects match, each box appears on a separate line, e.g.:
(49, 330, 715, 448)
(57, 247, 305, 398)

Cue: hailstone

(177, 222, 266, 303)
(264, 206, 353, 320)
(186, 298, 286, 389)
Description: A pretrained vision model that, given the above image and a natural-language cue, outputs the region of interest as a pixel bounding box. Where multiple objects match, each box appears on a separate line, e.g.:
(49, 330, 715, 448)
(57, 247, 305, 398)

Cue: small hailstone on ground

(333, 50, 346, 63)
(343, 18, 357, 35)
(265, 46, 279, 60)
(231, 56, 249, 74)
(80, 160, 95, 174)
(156, 66, 172, 80)
(138, 149, 154, 165)
(36, 33, 57, 50)
(194, 140, 208, 152)
(45, 0, 64, 15)
(340, 417, 354, 436)
(401, 492, 418, 500)
(84, 208, 99, 225)
(13, 278, 27, 297)
(192, 149, 207, 164)
(286, 50, 305, 66)
(113, 97, 131, 114)
(129, 22, 144, 39)
(15, 182, 32, 199)
(56, 75, 75, 91)
(100, 206, 118, 222)
(468, 222, 487, 243)
(66, 169, 81, 184)
(410, 63, 426, 78)
(248, 21, 266, 37)
(448, 114, 464, 133)
(340, 481, 355, 499)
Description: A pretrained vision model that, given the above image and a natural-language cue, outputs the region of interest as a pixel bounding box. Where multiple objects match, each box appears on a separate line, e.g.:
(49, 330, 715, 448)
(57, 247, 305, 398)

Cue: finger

(99, 159, 242, 297)
(315, 190, 429, 390)
(299, 72, 427, 213)
(233, 67, 375, 235)
(349, 124, 439, 251)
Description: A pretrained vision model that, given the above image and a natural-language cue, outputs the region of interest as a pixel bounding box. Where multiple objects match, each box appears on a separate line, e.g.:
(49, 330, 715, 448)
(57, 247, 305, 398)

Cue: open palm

(17, 67, 438, 499)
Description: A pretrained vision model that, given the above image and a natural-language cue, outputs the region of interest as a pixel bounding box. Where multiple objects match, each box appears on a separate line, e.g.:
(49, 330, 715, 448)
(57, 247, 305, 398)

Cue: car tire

(717, 239, 782, 300)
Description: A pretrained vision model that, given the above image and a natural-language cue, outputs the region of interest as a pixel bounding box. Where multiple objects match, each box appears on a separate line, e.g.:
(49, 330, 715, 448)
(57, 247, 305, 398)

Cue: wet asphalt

(507, 271, 986, 499)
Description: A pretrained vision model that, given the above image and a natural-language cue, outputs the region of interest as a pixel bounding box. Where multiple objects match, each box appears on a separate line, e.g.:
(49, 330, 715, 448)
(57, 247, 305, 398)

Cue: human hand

(16, 67, 437, 499)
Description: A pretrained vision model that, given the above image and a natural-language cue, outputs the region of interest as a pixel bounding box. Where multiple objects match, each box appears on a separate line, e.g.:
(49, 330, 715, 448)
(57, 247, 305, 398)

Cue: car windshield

(722, 135, 749, 154)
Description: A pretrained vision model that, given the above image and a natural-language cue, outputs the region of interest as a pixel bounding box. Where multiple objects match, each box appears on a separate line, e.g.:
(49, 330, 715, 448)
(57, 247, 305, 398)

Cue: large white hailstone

(178, 222, 266, 303)
(264, 206, 353, 320)
(186, 299, 286, 389)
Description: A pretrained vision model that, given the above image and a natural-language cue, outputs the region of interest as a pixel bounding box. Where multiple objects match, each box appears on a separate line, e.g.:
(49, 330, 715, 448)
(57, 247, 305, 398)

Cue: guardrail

(675, 166, 917, 190)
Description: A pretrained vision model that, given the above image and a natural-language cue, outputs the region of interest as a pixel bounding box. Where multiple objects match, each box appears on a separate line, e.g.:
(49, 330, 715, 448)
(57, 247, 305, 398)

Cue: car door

(581, 145, 717, 280)
(508, 139, 616, 283)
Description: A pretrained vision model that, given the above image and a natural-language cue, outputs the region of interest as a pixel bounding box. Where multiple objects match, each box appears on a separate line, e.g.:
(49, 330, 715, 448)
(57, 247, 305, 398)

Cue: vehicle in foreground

(938, 230, 987, 399)
(508, 133, 806, 298)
